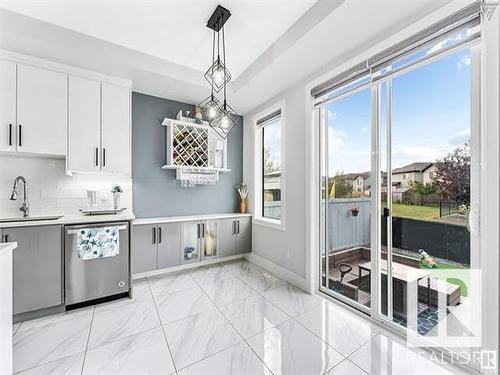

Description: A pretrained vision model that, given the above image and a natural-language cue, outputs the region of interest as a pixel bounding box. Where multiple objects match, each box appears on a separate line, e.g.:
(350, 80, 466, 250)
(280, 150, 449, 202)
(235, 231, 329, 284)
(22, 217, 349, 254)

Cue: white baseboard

(244, 253, 309, 291)
(132, 253, 246, 279)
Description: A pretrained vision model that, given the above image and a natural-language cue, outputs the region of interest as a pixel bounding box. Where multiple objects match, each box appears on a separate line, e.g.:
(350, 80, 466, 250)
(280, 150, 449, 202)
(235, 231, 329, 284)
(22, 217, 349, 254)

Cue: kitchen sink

(0, 215, 63, 223)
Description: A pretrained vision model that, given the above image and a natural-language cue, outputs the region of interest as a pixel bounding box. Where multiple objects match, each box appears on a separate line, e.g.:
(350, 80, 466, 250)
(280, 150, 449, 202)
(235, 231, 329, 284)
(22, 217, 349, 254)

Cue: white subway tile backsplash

(0, 156, 132, 217)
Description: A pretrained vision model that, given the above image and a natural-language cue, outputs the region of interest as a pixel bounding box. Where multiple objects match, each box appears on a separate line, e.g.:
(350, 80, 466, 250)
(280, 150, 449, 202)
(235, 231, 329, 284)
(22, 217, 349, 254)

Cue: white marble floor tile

(236, 266, 288, 293)
(246, 319, 345, 374)
(220, 295, 290, 338)
(89, 299, 160, 349)
(294, 302, 379, 356)
(326, 359, 367, 375)
(16, 352, 84, 375)
(18, 306, 94, 332)
(263, 284, 323, 317)
(163, 309, 242, 370)
(189, 264, 234, 285)
(223, 260, 257, 276)
(95, 278, 152, 312)
(178, 342, 272, 375)
(155, 287, 215, 324)
(13, 314, 92, 373)
(201, 277, 258, 307)
(83, 328, 175, 375)
(148, 271, 198, 297)
(349, 331, 472, 375)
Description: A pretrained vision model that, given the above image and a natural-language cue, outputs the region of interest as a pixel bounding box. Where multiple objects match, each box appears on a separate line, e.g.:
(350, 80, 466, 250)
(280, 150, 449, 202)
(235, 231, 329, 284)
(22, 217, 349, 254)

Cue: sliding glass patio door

(377, 45, 480, 343)
(319, 83, 373, 311)
(318, 30, 481, 360)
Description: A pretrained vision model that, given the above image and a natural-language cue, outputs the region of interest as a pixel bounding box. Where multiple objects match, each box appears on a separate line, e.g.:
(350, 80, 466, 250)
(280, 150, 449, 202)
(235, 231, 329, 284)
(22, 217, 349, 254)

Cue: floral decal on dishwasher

(77, 226, 119, 260)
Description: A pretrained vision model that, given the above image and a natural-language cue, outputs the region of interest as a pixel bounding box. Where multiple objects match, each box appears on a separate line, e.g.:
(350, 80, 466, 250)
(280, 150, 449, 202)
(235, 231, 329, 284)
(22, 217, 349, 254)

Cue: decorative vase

(113, 192, 121, 210)
(240, 198, 247, 214)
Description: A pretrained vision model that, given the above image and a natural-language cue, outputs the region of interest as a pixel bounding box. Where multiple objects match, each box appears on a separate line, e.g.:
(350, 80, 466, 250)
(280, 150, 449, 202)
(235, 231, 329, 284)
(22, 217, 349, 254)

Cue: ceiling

(0, 0, 316, 79)
(0, 0, 457, 114)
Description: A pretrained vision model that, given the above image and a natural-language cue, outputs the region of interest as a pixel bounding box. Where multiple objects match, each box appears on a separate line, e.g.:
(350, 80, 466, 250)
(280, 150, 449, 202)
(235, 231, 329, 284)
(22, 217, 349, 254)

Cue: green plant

(235, 183, 248, 199)
(111, 185, 123, 194)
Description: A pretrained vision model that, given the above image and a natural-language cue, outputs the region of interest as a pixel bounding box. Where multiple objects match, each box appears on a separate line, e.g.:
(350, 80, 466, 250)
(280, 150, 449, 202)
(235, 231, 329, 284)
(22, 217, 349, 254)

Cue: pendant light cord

(222, 25, 227, 109)
(211, 29, 216, 98)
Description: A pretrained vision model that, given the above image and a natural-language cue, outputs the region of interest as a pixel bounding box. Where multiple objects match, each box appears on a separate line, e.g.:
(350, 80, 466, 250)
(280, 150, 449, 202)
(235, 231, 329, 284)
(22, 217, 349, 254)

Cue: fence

(439, 201, 460, 217)
(325, 198, 371, 251)
(324, 198, 470, 265)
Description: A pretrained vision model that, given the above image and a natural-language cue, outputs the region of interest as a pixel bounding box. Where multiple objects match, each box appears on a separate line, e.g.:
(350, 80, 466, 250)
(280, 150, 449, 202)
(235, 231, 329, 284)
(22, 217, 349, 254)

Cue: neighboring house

(263, 171, 281, 201)
(392, 162, 435, 188)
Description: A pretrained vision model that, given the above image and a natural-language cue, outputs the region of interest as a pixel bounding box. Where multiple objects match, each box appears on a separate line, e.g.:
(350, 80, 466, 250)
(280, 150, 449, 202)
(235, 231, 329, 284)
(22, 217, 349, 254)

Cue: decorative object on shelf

(205, 230, 215, 256)
(111, 185, 123, 210)
(349, 207, 359, 217)
(198, 5, 238, 139)
(162, 118, 230, 187)
(194, 106, 204, 124)
(184, 246, 198, 261)
(236, 182, 248, 214)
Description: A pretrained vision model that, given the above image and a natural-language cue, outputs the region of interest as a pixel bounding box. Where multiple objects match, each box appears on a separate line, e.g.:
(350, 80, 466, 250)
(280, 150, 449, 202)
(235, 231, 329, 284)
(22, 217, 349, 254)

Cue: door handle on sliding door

(383, 207, 390, 218)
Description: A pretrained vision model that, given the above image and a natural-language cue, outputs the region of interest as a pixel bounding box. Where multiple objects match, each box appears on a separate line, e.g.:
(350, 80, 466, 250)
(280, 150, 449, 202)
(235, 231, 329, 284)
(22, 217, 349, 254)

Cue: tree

(409, 181, 436, 205)
(433, 142, 470, 205)
(263, 148, 280, 174)
(329, 172, 353, 198)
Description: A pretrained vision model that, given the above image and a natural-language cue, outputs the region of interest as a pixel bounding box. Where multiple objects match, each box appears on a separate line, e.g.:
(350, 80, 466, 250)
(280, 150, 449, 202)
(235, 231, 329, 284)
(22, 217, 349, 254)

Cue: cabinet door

(181, 222, 201, 264)
(131, 224, 157, 274)
(67, 76, 101, 173)
(157, 223, 181, 269)
(236, 217, 252, 254)
(202, 221, 218, 260)
(0, 60, 16, 152)
(17, 64, 67, 156)
(218, 219, 236, 258)
(5, 225, 62, 315)
(101, 83, 130, 175)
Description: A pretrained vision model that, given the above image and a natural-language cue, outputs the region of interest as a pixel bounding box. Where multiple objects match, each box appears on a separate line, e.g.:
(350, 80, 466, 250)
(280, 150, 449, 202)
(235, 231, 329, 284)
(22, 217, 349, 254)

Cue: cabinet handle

(8, 124, 12, 146)
(201, 223, 205, 238)
(3, 234, 10, 242)
(95, 148, 99, 167)
(197, 223, 200, 239)
(152, 227, 156, 244)
(18, 124, 22, 146)
(237, 220, 240, 234)
(232, 221, 236, 235)
(102, 148, 106, 167)
(158, 227, 162, 243)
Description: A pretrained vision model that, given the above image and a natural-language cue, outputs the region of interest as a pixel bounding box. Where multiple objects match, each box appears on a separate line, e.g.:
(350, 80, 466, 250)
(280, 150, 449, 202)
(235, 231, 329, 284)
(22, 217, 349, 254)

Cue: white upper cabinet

(17, 64, 67, 156)
(0, 60, 16, 152)
(67, 75, 101, 173)
(101, 83, 130, 175)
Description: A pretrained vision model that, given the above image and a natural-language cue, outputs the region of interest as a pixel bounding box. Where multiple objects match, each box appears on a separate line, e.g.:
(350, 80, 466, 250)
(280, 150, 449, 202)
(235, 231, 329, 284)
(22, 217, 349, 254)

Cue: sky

(327, 46, 471, 175)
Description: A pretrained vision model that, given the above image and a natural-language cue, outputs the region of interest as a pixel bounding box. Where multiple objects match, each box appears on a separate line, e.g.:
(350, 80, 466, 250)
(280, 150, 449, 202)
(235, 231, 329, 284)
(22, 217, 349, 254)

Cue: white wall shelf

(162, 117, 229, 186)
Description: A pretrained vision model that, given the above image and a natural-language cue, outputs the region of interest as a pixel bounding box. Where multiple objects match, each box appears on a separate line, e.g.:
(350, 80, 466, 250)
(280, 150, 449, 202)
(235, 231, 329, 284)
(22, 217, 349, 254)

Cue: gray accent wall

(132, 92, 243, 218)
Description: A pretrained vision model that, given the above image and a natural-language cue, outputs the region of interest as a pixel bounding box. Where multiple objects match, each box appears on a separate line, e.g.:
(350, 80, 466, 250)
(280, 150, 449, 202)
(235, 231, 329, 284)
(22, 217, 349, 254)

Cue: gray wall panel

(132, 92, 243, 218)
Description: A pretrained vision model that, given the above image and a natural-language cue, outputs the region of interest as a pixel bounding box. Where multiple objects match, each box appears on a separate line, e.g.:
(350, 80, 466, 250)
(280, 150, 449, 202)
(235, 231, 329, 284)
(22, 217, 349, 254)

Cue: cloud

(328, 128, 347, 153)
(394, 146, 445, 163)
(448, 129, 470, 146)
(457, 55, 471, 69)
(426, 30, 471, 56)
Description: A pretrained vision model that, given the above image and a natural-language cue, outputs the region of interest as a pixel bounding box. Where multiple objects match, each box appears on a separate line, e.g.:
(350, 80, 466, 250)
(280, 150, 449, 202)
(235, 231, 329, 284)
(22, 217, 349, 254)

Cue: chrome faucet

(9, 176, 29, 217)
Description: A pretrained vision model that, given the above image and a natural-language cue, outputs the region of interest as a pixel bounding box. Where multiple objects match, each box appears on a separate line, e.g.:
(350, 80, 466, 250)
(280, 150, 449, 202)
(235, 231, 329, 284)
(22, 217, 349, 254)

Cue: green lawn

(389, 203, 440, 221)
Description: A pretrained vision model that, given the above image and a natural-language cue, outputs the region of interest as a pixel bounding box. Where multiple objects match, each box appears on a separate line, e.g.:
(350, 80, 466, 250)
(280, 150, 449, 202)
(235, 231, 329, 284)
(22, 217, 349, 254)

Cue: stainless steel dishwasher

(65, 222, 130, 305)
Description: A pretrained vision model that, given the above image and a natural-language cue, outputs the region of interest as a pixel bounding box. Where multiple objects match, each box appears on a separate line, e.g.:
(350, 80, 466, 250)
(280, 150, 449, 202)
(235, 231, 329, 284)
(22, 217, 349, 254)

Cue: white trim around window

(252, 99, 286, 231)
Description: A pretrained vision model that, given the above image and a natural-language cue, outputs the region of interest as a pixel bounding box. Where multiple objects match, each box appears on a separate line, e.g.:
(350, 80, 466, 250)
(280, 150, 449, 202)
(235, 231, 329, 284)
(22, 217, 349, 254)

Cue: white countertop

(0, 242, 17, 255)
(0, 212, 135, 229)
(133, 213, 252, 225)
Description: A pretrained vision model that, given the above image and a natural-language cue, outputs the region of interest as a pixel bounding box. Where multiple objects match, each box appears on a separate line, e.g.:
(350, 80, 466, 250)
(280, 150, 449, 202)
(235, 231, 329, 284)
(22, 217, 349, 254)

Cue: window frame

(253, 100, 286, 231)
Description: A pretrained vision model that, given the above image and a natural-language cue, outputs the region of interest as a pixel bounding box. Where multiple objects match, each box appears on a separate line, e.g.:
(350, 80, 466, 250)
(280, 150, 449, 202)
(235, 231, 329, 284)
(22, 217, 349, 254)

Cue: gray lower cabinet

(218, 219, 236, 257)
(217, 216, 252, 257)
(131, 223, 181, 274)
(236, 217, 252, 254)
(157, 223, 181, 268)
(131, 224, 157, 274)
(3, 225, 63, 315)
